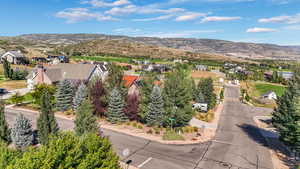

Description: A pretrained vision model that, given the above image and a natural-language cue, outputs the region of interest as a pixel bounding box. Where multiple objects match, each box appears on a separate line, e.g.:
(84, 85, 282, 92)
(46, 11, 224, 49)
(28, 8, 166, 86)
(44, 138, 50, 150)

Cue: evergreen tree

(73, 83, 88, 111)
(106, 88, 128, 124)
(272, 68, 300, 152)
(163, 69, 193, 127)
(11, 114, 34, 149)
(56, 79, 74, 112)
(75, 99, 98, 136)
(37, 91, 59, 145)
(90, 78, 107, 116)
(0, 101, 10, 143)
(139, 72, 156, 122)
(146, 86, 165, 126)
(196, 91, 205, 103)
(3, 59, 13, 79)
(197, 78, 217, 110)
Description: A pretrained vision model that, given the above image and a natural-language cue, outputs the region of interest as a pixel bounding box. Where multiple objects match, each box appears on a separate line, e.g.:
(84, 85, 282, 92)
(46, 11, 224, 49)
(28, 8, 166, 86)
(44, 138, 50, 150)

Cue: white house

(1, 51, 26, 64)
(261, 91, 277, 100)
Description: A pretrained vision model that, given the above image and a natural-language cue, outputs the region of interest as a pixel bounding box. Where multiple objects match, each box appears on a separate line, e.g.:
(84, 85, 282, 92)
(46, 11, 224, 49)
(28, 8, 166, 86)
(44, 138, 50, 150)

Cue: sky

(0, 0, 300, 45)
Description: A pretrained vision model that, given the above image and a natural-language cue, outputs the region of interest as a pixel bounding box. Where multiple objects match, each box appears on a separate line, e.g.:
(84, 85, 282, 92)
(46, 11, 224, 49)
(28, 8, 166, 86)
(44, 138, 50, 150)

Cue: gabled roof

(4, 51, 25, 58)
(123, 75, 139, 88)
(262, 91, 276, 97)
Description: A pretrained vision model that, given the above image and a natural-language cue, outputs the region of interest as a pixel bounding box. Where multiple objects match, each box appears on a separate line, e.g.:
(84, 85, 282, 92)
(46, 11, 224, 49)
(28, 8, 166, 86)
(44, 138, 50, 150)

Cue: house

(27, 63, 108, 89)
(1, 51, 27, 64)
(279, 72, 293, 80)
(122, 75, 139, 95)
(47, 55, 69, 64)
(261, 91, 277, 100)
(195, 65, 207, 71)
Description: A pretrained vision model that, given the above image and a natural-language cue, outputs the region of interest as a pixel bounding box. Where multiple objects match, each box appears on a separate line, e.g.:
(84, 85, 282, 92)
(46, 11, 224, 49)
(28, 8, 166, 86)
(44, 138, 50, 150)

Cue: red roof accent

(123, 75, 139, 88)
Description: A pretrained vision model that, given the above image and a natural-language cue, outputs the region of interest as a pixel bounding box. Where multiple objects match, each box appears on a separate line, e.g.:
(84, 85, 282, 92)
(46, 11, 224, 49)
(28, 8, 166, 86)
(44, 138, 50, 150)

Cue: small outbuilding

(261, 91, 277, 100)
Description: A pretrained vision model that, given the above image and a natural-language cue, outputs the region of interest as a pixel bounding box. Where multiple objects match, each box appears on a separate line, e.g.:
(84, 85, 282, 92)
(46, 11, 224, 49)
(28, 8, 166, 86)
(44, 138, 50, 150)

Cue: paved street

(5, 85, 274, 169)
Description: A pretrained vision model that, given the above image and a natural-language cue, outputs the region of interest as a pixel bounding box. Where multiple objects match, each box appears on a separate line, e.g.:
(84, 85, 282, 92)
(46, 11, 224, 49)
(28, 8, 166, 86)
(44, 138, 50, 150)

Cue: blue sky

(0, 0, 300, 45)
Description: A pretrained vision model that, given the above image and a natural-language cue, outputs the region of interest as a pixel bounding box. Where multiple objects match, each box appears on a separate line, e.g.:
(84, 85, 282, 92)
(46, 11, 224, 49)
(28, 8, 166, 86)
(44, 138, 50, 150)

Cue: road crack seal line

(193, 141, 212, 169)
(123, 140, 151, 162)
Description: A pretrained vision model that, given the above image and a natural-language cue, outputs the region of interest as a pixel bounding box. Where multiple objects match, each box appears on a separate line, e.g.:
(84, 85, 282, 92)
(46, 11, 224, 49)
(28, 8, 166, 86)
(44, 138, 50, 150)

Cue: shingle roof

(123, 75, 139, 87)
(7, 51, 25, 58)
(48, 63, 96, 81)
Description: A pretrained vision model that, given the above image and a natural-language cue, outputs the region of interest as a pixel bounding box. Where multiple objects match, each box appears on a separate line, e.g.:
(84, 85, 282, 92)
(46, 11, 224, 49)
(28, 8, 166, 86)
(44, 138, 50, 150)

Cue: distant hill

(2, 33, 300, 60)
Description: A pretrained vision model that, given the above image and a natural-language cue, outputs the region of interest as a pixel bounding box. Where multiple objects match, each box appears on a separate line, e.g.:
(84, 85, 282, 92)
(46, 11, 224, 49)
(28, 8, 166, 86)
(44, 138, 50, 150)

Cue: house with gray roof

(1, 51, 27, 64)
(27, 63, 108, 89)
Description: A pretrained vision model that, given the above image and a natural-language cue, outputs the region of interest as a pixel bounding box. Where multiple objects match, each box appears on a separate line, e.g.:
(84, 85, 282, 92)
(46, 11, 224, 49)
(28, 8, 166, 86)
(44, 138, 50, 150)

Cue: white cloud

(201, 16, 241, 22)
(55, 8, 117, 23)
(246, 27, 277, 33)
(175, 12, 207, 21)
(81, 0, 131, 7)
(105, 5, 185, 15)
(133, 14, 174, 22)
(139, 30, 221, 38)
(258, 13, 300, 24)
(113, 27, 142, 33)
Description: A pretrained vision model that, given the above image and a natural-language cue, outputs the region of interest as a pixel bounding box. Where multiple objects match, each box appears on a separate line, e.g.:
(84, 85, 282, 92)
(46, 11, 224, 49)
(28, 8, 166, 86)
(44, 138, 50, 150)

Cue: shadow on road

(237, 124, 297, 168)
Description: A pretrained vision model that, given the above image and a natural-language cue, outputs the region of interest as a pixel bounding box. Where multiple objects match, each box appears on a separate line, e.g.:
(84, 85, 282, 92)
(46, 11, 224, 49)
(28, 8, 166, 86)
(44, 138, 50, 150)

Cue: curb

(6, 106, 210, 145)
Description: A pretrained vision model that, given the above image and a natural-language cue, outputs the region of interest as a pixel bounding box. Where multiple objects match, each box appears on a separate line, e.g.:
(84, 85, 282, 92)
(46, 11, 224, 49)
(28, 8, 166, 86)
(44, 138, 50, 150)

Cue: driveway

(5, 85, 274, 169)
(0, 88, 30, 100)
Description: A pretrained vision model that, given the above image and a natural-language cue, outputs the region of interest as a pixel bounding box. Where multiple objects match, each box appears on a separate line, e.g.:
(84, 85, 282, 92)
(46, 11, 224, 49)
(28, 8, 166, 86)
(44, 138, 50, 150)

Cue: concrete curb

(6, 106, 212, 145)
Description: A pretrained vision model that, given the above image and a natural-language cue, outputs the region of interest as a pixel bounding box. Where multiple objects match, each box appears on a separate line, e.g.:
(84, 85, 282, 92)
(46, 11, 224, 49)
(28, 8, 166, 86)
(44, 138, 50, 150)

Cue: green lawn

(72, 55, 169, 64)
(254, 83, 286, 97)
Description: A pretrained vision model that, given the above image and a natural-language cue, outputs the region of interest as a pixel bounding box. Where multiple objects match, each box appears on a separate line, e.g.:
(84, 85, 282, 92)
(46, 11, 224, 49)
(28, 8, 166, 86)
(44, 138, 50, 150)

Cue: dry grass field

(0, 80, 27, 90)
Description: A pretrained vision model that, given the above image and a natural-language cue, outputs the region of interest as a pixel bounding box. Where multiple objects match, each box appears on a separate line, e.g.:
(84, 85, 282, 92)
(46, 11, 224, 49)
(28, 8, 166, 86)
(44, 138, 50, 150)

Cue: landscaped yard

(254, 83, 286, 97)
(241, 81, 286, 108)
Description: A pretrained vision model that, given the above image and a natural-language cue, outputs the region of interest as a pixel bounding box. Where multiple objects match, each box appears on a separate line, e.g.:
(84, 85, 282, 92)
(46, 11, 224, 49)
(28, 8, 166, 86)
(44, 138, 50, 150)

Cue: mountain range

(2, 34, 300, 60)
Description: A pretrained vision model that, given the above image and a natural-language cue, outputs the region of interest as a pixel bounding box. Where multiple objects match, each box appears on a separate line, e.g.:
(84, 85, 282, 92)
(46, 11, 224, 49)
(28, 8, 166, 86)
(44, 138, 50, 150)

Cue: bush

(10, 93, 24, 106)
(162, 130, 185, 141)
(132, 122, 137, 128)
(146, 129, 153, 134)
(0, 142, 21, 168)
(7, 132, 121, 169)
(154, 128, 160, 135)
(137, 125, 143, 129)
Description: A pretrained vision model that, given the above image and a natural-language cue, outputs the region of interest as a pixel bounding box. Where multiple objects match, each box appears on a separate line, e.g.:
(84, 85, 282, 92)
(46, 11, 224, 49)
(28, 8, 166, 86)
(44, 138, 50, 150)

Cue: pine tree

(146, 86, 165, 126)
(272, 68, 300, 152)
(37, 91, 59, 145)
(0, 101, 10, 143)
(196, 91, 205, 103)
(56, 79, 74, 112)
(75, 99, 99, 136)
(197, 78, 216, 110)
(3, 59, 13, 79)
(73, 83, 88, 111)
(106, 88, 128, 124)
(163, 69, 193, 127)
(11, 114, 34, 149)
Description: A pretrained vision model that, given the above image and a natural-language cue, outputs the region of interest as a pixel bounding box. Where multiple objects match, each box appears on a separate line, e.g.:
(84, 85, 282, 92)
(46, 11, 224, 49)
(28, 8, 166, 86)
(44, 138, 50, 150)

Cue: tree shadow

(237, 124, 298, 168)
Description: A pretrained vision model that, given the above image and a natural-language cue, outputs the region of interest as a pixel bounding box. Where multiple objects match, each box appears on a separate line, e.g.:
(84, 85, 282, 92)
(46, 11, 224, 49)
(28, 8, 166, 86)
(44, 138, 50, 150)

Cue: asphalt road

(5, 85, 274, 169)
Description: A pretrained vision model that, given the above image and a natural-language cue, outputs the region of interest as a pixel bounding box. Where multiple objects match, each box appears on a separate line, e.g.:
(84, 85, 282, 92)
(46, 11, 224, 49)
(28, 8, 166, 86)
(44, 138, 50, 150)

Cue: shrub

(7, 132, 120, 169)
(137, 125, 143, 129)
(146, 129, 153, 134)
(162, 130, 185, 141)
(154, 128, 160, 135)
(132, 122, 137, 128)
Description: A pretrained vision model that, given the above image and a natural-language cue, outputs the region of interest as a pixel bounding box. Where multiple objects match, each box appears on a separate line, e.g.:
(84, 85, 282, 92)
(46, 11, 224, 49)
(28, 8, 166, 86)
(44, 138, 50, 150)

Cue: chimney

(37, 65, 45, 84)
